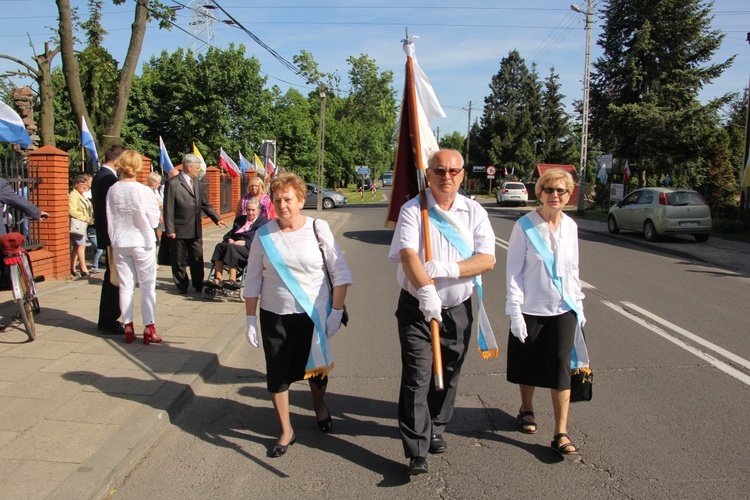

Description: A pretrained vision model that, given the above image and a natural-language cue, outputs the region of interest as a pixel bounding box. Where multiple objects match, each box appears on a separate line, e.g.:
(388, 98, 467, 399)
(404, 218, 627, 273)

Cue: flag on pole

(192, 143, 207, 179)
(159, 136, 174, 174)
(597, 162, 608, 184)
(253, 154, 265, 176)
(622, 160, 630, 184)
(219, 148, 240, 178)
(510, 166, 515, 177)
(0, 102, 32, 148)
(385, 37, 442, 227)
(238, 152, 250, 174)
(266, 158, 276, 178)
(81, 116, 99, 168)
(659, 173, 666, 184)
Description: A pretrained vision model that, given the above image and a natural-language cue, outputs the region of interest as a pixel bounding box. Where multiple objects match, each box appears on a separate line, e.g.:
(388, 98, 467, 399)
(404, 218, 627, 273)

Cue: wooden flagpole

(405, 49, 444, 391)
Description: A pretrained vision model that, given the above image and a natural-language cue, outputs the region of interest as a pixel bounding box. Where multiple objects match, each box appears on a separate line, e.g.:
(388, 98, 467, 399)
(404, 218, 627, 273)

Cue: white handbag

(70, 217, 87, 236)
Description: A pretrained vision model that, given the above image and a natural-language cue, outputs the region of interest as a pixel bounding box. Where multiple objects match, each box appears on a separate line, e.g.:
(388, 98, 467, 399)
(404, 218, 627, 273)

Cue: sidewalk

(0, 210, 350, 500)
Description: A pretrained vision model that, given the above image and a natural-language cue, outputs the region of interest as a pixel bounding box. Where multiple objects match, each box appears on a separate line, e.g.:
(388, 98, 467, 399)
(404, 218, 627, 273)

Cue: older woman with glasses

(505, 168, 586, 456)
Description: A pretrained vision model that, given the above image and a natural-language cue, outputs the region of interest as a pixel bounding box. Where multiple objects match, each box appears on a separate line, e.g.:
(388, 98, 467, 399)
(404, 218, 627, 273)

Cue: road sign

(486, 166, 497, 176)
(356, 166, 370, 176)
(487, 175, 495, 179)
(472, 166, 485, 173)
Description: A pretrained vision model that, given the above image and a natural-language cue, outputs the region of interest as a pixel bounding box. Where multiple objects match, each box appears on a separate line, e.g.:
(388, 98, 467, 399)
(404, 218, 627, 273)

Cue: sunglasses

(429, 167, 464, 177)
(542, 187, 569, 195)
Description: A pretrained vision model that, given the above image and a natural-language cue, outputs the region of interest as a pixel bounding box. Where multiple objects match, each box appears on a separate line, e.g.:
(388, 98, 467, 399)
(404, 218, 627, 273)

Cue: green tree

(724, 88, 748, 180)
(439, 131, 465, 153)
(539, 67, 577, 165)
(478, 50, 542, 179)
(589, 0, 734, 187)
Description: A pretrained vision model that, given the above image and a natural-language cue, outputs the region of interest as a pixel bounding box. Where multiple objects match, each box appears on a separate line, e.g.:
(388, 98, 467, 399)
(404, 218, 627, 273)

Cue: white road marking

(602, 300, 750, 387)
(622, 301, 750, 371)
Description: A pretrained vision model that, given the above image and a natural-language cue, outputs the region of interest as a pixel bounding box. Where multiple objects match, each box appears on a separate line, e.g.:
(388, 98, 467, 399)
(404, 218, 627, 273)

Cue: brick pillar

(27, 146, 70, 279)
(231, 173, 241, 216)
(137, 155, 152, 185)
(203, 166, 221, 227)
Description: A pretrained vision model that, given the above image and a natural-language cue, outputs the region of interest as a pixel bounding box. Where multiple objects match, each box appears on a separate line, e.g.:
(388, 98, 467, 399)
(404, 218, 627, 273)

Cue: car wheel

(694, 234, 710, 242)
(322, 198, 334, 209)
(644, 220, 658, 241)
(607, 215, 620, 234)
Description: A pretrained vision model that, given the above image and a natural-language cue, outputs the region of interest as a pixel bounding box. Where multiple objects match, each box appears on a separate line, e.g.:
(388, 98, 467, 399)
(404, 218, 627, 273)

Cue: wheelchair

(202, 262, 247, 301)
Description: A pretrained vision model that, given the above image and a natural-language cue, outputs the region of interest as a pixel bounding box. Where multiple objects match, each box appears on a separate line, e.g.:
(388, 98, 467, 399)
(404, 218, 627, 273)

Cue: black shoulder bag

(313, 219, 348, 326)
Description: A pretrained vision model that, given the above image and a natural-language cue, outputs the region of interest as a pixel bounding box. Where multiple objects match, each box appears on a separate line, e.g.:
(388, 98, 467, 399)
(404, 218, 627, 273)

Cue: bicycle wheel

(12, 265, 36, 341)
(21, 255, 41, 314)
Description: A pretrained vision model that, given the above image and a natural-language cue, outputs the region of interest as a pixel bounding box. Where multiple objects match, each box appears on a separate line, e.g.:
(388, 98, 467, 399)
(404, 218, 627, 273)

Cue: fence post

(137, 155, 152, 185)
(27, 146, 70, 279)
(231, 173, 241, 216)
(204, 166, 221, 226)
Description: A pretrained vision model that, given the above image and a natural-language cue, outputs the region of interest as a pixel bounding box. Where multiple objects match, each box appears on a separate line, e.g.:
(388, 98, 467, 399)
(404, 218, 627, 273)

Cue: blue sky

(1, 0, 748, 138)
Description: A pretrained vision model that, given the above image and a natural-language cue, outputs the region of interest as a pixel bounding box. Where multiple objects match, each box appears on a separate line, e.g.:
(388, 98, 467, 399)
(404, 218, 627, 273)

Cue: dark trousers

(396, 289, 472, 459)
(97, 248, 121, 330)
(170, 236, 205, 291)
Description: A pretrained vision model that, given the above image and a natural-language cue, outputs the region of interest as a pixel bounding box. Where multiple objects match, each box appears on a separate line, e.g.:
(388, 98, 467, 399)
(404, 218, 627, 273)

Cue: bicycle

(0, 231, 41, 341)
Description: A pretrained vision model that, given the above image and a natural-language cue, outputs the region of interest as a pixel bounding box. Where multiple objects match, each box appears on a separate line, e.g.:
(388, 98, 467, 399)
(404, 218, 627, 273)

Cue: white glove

(326, 308, 344, 338)
(577, 311, 586, 329)
(423, 260, 460, 280)
(510, 310, 528, 343)
(416, 284, 442, 323)
(246, 315, 259, 348)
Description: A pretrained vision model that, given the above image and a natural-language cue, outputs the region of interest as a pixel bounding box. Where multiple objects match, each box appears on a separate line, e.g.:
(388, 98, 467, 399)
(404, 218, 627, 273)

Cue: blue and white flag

(238, 152, 250, 174)
(0, 102, 32, 148)
(597, 163, 607, 184)
(81, 116, 99, 168)
(159, 136, 174, 174)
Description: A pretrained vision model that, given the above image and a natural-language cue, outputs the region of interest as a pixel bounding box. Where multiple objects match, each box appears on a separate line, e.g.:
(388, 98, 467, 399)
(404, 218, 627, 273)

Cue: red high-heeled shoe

(124, 322, 136, 344)
(143, 324, 162, 345)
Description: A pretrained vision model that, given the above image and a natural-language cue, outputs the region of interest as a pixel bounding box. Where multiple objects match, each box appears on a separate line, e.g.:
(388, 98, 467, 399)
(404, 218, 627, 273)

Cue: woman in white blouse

(106, 150, 162, 345)
(243, 172, 352, 458)
(505, 169, 585, 456)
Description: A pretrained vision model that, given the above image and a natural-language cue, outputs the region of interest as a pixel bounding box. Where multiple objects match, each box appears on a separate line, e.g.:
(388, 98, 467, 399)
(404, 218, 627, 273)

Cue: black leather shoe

(429, 434, 447, 454)
(268, 434, 296, 458)
(176, 288, 188, 294)
(98, 322, 125, 335)
(408, 457, 428, 475)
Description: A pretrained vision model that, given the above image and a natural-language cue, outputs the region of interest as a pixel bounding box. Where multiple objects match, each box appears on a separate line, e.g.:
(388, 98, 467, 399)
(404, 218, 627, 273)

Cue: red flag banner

(385, 40, 442, 228)
(219, 147, 240, 178)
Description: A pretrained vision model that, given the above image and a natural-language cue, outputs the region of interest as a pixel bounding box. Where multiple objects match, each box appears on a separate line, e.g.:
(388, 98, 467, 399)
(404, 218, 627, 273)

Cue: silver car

(607, 187, 711, 242)
(304, 183, 347, 209)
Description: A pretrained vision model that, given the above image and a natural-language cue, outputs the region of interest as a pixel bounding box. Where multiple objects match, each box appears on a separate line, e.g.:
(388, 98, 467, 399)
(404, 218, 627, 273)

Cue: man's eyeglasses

(542, 187, 569, 195)
(429, 167, 464, 177)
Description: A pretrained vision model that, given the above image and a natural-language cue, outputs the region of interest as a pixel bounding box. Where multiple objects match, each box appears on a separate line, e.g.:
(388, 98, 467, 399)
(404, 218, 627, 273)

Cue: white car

(496, 182, 528, 206)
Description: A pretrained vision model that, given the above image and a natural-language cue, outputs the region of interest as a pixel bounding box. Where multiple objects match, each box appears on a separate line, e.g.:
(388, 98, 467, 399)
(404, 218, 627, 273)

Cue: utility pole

(465, 101, 472, 166)
(571, 0, 593, 214)
(316, 85, 327, 212)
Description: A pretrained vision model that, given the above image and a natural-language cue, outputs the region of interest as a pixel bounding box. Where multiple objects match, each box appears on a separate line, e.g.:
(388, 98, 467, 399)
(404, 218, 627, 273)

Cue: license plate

(679, 221, 699, 227)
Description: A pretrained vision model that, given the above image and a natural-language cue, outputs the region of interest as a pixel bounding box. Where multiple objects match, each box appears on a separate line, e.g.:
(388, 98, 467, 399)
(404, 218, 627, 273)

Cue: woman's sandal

(517, 410, 537, 434)
(551, 433, 579, 455)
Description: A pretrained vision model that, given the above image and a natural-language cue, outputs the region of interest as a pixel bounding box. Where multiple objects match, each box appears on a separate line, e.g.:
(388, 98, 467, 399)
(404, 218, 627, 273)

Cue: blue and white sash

(519, 214, 589, 369)
(257, 221, 333, 378)
(427, 206, 499, 359)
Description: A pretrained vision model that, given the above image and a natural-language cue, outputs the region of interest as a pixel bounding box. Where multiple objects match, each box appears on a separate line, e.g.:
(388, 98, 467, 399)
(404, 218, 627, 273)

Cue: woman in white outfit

(106, 150, 162, 345)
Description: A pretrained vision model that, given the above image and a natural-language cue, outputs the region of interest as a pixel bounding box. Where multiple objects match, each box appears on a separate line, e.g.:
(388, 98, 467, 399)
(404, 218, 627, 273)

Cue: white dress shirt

(505, 210, 584, 317)
(388, 190, 496, 308)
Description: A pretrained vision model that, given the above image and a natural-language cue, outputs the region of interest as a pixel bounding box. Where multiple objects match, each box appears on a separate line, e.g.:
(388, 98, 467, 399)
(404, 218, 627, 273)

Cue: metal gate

(0, 153, 43, 250)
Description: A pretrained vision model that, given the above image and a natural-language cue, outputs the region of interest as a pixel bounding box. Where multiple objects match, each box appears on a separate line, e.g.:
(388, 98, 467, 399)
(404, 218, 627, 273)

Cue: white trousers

(113, 246, 157, 326)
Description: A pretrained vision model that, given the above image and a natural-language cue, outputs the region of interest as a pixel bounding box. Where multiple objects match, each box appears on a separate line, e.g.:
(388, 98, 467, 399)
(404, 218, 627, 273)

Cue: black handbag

(313, 219, 348, 326)
(570, 367, 593, 402)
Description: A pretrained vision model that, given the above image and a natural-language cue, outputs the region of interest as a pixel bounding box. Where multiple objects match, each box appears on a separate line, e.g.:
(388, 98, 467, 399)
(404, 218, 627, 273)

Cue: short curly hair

(269, 172, 307, 203)
(535, 169, 574, 199)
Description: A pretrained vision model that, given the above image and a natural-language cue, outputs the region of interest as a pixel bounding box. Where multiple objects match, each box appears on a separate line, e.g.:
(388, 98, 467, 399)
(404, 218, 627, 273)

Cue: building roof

(534, 164, 578, 182)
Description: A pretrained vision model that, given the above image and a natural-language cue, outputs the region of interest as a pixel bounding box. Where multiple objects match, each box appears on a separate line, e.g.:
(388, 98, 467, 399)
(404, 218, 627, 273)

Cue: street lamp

(571, 0, 593, 214)
(316, 85, 327, 212)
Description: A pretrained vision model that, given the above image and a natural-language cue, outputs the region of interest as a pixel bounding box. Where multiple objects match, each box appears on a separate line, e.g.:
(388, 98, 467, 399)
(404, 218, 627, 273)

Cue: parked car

(496, 182, 528, 206)
(382, 171, 393, 186)
(607, 187, 711, 242)
(304, 183, 347, 209)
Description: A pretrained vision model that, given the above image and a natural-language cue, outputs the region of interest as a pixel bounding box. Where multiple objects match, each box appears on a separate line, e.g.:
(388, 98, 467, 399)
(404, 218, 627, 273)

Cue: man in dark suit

(91, 144, 126, 334)
(164, 153, 227, 293)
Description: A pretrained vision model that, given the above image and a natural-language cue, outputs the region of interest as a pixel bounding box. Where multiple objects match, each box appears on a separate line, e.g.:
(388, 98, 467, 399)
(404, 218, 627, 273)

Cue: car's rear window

(665, 192, 705, 206)
(505, 183, 525, 190)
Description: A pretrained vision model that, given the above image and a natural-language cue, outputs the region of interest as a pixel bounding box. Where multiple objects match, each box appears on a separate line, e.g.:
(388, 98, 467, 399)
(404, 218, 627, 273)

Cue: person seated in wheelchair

(207, 198, 269, 290)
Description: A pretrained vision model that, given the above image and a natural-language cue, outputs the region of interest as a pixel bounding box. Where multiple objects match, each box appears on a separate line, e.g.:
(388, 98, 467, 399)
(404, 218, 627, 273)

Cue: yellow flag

(192, 142, 207, 179)
(253, 154, 266, 177)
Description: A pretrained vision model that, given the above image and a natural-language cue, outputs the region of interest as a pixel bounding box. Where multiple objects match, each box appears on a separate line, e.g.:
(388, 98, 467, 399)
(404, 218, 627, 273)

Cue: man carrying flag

(218, 148, 240, 178)
(81, 116, 99, 168)
(386, 37, 497, 476)
(0, 102, 32, 148)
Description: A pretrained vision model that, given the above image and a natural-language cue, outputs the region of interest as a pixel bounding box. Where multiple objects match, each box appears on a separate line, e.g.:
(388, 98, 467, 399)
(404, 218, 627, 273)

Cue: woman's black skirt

(506, 311, 576, 390)
(211, 242, 249, 269)
(259, 309, 326, 393)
